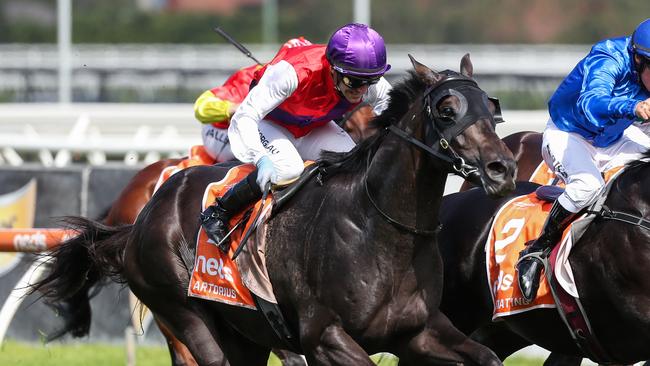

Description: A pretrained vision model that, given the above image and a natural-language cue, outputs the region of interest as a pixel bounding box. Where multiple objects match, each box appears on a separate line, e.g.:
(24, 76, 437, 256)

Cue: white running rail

(0, 103, 549, 167)
(0, 103, 202, 166)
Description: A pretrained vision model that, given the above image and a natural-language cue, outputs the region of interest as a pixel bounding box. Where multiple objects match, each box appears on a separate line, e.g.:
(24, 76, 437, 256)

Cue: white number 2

(494, 217, 525, 264)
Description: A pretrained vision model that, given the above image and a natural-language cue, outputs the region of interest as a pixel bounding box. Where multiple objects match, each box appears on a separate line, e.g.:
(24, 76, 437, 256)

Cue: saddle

(534, 184, 564, 202)
(190, 162, 324, 353)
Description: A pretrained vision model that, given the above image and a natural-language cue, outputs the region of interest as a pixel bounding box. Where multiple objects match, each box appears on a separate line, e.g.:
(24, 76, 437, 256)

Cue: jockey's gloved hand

(255, 156, 276, 192)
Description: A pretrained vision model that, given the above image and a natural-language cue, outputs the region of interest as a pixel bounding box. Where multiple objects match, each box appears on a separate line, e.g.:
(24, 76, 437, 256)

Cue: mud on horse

(31, 54, 516, 366)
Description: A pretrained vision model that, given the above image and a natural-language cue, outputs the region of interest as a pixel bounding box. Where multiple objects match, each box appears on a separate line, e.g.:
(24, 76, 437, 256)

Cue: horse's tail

(30, 216, 132, 340)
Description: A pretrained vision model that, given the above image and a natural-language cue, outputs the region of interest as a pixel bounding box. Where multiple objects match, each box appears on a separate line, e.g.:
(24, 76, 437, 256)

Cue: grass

(0, 340, 168, 366)
(0, 339, 543, 365)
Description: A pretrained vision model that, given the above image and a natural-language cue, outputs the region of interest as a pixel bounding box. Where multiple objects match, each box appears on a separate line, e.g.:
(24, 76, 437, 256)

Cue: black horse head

(409, 54, 516, 196)
(324, 54, 516, 199)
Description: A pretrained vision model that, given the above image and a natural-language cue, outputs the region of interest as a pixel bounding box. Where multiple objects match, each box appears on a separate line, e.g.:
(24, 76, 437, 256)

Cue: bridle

(420, 71, 503, 181)
(365, 71, 504, 235)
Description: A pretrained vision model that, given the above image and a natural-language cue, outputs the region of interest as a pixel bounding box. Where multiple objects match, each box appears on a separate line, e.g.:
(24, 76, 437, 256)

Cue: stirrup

(213, 214, 250, 254)
(516, 248, 551, 302)
(200, 209, 216, 223)
(216, 238, 230, 253)
(517, 249, 547, 265)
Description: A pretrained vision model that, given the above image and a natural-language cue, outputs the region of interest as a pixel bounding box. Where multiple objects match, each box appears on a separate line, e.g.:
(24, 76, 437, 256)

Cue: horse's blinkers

(420, 73, 500, 182)
(384, 71, 502, 183)
(423, 73, 499, 144)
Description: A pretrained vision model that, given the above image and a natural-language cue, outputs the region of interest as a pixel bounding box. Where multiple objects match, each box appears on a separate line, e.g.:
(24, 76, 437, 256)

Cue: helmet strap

(331, 68, 345, 95)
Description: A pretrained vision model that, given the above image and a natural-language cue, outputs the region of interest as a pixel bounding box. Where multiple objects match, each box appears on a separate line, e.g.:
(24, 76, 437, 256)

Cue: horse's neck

(365, 124, 447, 236)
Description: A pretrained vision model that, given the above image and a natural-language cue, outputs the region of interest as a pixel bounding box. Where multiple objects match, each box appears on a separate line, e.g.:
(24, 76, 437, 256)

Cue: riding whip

(213, 26, 263, 66)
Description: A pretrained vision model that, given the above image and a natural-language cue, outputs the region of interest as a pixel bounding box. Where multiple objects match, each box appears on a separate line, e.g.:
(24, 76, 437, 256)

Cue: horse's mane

(319, 70, 427, 174)
(625, 149, 650, 170)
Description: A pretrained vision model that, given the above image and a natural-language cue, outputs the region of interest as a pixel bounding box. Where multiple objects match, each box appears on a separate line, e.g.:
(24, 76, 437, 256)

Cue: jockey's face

(635, 55, 650, 91)
(332, 70, 379, 103)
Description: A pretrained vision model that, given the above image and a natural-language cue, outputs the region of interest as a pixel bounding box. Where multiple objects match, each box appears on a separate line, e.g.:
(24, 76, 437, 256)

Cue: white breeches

(201, 124, 235, 162)
(542, 119, 650, 212)
(254, 120, 356, 184)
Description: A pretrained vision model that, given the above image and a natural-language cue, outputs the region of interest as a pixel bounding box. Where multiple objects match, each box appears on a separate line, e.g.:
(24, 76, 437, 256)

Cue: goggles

(639, 55, 650, 70)
(339, 74, 381, 89)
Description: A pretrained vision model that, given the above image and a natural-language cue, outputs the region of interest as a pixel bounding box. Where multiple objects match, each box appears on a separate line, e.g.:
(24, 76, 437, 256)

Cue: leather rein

(365, 74, 500, 236)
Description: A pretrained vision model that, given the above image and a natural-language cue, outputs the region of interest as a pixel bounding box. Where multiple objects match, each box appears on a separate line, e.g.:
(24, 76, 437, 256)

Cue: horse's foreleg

(301, 323, 375, 366)
(152, 308, 228, 366)
(469, 322, 530, 360)
(155, 317, 199, 366)
(400, 311, 502, 366)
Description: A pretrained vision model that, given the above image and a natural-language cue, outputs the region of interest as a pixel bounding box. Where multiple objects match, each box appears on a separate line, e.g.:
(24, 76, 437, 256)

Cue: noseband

(366, 72, 501, 235)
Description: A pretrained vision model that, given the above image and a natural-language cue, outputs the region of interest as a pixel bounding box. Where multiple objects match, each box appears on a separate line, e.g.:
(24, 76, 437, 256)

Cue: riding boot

(199, 170, 262, 253)
(515, 201, 576, 301)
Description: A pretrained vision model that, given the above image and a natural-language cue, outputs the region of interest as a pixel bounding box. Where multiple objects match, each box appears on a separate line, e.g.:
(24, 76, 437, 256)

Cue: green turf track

(0, 340, 541, 365)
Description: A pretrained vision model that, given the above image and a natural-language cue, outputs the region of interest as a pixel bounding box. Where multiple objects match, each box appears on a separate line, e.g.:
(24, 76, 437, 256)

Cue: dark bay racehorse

(454, 131, 598, 366)
(32, 54, 517, 365)
(338, 103, 378, 143)
(438, 154, 650, 364)
(103, 97, 379, 366)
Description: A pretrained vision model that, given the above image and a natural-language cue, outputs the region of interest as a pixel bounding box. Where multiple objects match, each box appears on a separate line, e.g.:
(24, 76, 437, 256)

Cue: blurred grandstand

(0, 42, 581, 166)
(0, 43, 588, 103)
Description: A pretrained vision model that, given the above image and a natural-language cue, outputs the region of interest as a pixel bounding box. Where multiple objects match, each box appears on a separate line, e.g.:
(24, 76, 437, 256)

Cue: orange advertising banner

(486, 193, 557, 318)
(0, 228, 75, 252)
(188, 165, 257, 309)
(0, 179, 74, 252)
(0, 179, 36, 273)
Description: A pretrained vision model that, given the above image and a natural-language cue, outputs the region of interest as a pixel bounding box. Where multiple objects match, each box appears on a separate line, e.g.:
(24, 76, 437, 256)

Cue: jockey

(516, 18, 650, 301)
(199, 23, 393, 252)
(194, 37, 313, 162)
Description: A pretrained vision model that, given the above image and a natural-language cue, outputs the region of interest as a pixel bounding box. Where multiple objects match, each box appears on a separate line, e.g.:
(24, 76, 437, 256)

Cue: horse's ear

(408, 54, 442, 84)
(460, 53, 473, 77)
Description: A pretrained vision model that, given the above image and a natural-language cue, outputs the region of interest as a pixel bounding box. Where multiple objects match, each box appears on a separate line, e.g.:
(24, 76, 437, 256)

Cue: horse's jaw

(480, 171, 517, 198)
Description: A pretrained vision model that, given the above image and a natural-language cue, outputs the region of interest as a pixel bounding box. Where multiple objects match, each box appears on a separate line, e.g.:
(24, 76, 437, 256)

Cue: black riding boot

(199, 170, 262, 253)
(515, 201, 576, 301)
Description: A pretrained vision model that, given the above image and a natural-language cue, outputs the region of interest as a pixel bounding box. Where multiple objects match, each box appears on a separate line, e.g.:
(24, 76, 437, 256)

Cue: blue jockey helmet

(631, 19, 650, 59)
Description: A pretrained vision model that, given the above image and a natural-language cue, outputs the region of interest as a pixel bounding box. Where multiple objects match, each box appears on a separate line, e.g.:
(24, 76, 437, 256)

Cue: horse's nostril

(487, 161, 507, 176)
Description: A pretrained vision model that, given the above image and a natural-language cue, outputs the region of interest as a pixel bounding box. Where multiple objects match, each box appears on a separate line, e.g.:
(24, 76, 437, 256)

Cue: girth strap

(587, 205, 650, 231)
(252, 294, 302, 353)
(544, 250, 617, 364)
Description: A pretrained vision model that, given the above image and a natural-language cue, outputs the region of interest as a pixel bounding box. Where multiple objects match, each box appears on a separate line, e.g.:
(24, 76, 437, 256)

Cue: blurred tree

(0, 0, 56, 42)
(278, 0, 351, 43)
(1, 0, 650, 44)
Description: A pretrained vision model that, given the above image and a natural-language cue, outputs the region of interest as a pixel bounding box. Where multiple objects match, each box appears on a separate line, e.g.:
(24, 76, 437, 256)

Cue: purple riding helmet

(326, 23, 391, 78)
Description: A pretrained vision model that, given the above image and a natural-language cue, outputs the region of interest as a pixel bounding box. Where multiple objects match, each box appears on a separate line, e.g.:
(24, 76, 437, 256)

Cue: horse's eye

(440, 106, 455, 118)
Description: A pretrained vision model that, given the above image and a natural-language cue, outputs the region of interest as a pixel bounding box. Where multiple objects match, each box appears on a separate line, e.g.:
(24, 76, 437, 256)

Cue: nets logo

(13, 232, 47, 252)
(194, 255, 233, 282)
